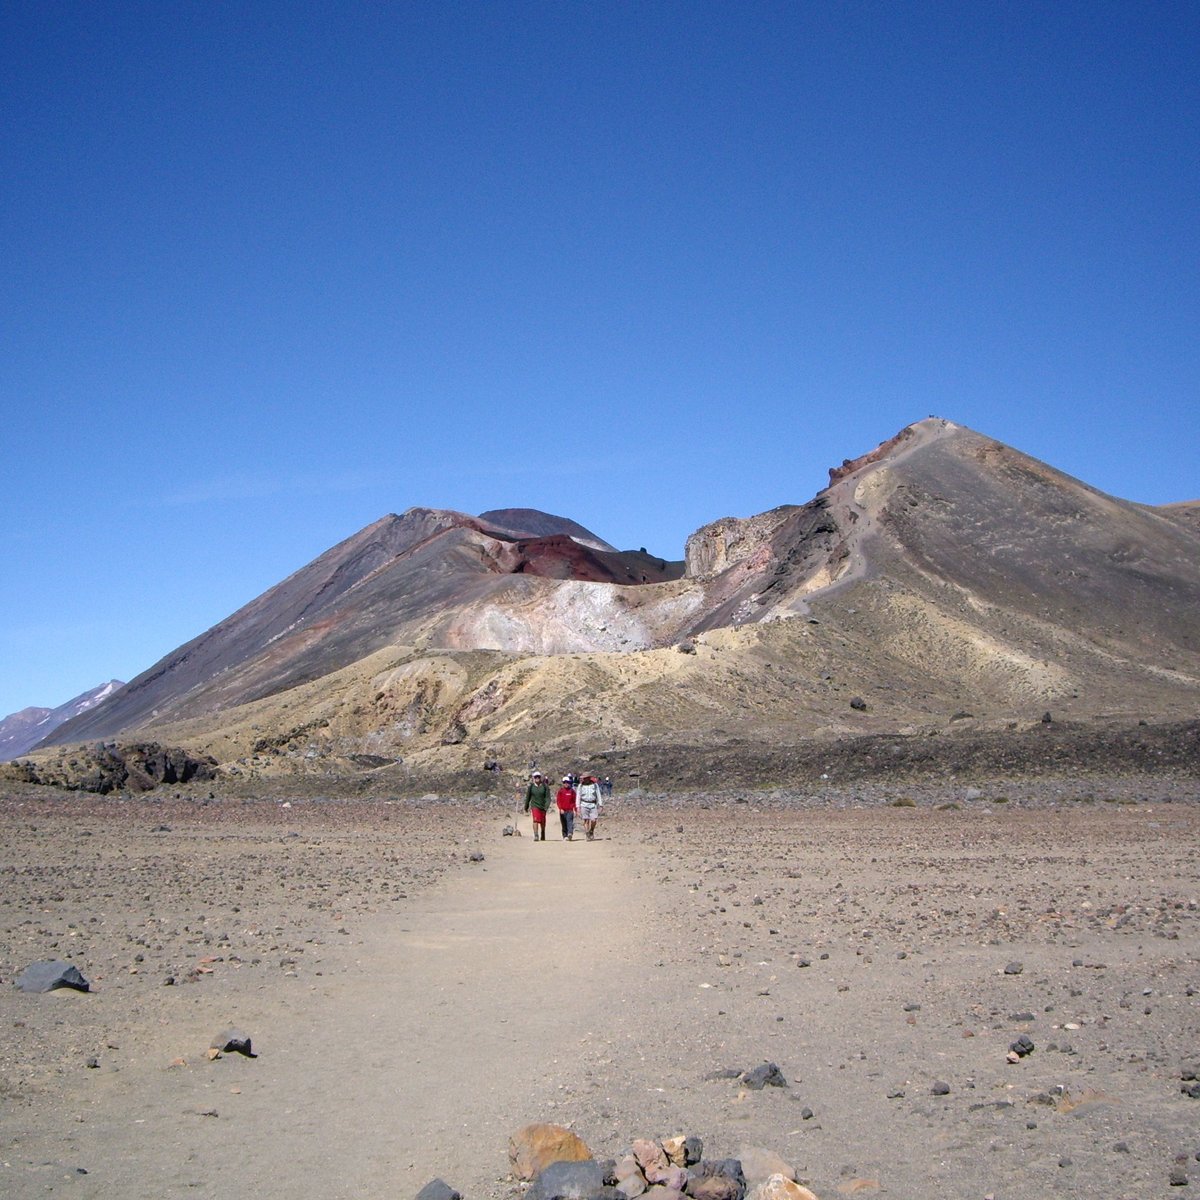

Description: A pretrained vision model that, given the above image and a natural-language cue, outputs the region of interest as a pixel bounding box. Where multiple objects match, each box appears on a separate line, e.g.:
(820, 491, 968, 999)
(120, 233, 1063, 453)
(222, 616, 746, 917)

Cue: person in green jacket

(523, 770, 551, 841)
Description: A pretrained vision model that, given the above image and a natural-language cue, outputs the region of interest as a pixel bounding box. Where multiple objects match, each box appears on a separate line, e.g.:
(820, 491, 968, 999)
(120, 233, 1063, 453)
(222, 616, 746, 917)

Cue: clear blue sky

(2, 1, 1197, 717)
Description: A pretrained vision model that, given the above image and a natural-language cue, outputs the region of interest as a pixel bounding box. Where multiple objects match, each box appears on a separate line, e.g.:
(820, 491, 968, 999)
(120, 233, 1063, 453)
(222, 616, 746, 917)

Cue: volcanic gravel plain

(2, 774, 1199, 1199)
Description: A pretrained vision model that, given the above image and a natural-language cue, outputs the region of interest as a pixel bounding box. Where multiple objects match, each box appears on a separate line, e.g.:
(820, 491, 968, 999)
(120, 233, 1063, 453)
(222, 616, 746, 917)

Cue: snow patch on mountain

(0, 680, 125, 761)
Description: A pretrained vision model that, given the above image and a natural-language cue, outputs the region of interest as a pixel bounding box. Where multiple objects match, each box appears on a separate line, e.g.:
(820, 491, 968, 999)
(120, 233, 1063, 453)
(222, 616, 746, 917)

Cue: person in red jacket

(556, 776, 577, 841)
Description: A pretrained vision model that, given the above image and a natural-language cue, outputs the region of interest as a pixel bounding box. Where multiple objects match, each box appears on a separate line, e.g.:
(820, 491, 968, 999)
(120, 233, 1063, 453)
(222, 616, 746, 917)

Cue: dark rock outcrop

(2, 741, 217, 794)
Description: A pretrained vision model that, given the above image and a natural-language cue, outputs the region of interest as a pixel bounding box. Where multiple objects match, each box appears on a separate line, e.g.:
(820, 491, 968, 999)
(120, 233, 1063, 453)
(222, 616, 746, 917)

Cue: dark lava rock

(931, 1080, 951, 1095)
(5, 742, 217, 794)
(348, 754, 392, 768)
(689, 1158, 747, 1200)
(210, 1029, 256, 1057)
(526, 1159, 616, 1200)
(15, 959, 91, 994)
(1010, 1034, 1036, 1057)
(742, 1062, 788, 1090)
(1003, 961, 1024, 975)
(849, 697, 868, 711)
(415, 1180, 462, 1200)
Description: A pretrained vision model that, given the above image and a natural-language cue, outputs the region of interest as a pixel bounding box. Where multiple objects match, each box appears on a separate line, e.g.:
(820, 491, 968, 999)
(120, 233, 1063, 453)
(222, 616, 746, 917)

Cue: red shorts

(531, 808, 546, 825)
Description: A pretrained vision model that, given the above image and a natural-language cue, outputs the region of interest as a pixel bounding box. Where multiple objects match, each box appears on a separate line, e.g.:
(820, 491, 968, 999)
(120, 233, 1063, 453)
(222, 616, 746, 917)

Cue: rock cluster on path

(494, 1126, 817, 1200)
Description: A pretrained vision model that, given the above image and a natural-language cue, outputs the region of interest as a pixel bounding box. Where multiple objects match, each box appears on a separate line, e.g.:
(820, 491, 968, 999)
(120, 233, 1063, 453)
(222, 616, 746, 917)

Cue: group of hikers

(522, 770, 612, 841)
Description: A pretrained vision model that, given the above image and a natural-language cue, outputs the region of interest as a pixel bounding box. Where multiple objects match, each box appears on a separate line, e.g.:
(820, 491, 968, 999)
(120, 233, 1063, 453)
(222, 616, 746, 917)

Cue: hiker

(523, 770, 551, 841)
(556, 776, 577, 840)
(577, 774, 603, 840)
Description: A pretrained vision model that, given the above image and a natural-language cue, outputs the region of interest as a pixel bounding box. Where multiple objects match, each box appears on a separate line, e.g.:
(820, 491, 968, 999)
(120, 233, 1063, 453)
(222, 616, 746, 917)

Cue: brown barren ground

(2, 778, 1199, 1198)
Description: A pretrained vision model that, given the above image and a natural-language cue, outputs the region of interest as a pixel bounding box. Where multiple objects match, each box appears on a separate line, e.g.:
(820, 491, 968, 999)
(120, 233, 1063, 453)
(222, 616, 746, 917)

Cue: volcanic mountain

(0, 680, 124, 762)
(32, 419, 1200, 789)
(42, 508, 685, 747)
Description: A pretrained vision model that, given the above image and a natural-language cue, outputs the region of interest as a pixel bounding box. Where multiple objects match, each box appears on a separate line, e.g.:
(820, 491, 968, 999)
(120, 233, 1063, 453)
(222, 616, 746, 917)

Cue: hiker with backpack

(576, 774, 603, 840)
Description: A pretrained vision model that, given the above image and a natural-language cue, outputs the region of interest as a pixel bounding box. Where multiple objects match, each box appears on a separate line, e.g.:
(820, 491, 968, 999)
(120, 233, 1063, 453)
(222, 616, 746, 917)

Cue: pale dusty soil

(2, 780, 1200, 1199)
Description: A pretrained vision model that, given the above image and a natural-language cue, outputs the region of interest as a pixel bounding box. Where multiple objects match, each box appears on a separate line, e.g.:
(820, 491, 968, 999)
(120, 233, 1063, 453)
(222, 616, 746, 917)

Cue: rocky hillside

(29, 419, 1200, 790)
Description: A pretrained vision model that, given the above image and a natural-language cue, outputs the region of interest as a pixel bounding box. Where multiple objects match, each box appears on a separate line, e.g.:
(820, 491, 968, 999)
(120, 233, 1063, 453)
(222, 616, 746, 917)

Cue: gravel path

(3, 787, 1200, 1198)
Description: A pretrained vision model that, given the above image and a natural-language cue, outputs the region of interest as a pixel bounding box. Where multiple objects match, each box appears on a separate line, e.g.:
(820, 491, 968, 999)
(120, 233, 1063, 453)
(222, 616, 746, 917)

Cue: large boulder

(509, 1123, 593, 1181)
(527, 1159, 617, 1200)
(15, 959, 90, 993)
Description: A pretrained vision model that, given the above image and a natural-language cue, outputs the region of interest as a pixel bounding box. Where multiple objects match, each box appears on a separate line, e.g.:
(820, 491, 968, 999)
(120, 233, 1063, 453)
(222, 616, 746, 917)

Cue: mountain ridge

(26, 417, 1200, 791)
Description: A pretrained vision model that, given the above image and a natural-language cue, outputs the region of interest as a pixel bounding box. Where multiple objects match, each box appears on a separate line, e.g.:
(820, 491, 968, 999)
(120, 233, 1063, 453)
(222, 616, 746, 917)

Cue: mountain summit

(33, 419, 1200, 787)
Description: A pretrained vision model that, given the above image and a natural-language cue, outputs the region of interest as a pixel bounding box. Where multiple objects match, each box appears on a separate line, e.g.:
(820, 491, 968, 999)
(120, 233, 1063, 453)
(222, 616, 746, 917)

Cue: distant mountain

(30, 419, 1200, 791)
(0, 681, 124, 761)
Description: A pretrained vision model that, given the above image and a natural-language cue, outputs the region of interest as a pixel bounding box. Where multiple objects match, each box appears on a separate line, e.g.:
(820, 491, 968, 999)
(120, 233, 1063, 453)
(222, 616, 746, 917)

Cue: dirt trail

(4, 823, 657, 1199)
(9, 795, 1200, 1199)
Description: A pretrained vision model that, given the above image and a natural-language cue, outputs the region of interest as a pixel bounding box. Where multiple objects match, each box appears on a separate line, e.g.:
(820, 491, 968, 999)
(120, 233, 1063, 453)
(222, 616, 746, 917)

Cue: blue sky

(2, 1, 1197, 717)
